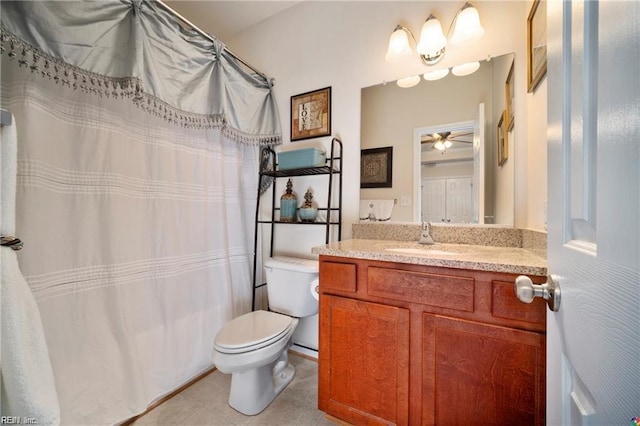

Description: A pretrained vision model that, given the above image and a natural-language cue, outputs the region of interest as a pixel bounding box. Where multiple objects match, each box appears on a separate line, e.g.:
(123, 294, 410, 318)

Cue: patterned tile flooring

(132, 353, 337, 425)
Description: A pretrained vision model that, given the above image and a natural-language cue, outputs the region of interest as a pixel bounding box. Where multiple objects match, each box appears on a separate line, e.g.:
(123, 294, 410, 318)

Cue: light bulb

(451, 3, 485, 46)
(385, 26, 413, 62)
(416, 15, 447, 57)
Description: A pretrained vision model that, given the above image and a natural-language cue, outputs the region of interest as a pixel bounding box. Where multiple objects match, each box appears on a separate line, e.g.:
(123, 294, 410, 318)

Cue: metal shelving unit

(251, 137, 343, 310)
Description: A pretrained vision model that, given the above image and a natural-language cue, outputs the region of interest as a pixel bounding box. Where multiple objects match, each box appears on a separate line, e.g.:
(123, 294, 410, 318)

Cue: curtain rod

(154, 0, 273, 86)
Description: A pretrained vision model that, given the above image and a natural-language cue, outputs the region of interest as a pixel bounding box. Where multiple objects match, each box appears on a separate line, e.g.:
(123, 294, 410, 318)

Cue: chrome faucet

(418, 222, 435, 245)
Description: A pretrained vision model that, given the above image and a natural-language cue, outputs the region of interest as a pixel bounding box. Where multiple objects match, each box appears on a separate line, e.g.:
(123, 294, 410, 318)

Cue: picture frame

(360, 147, 393, 188)
(505, 60, 515, 131)
(290, 87, 331, 141)
(497, 111, 508, 167)
(527, 0, 547, 93)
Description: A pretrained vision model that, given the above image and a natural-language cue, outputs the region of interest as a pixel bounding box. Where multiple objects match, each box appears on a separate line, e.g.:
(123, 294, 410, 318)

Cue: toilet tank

(264, 256, 319, 317)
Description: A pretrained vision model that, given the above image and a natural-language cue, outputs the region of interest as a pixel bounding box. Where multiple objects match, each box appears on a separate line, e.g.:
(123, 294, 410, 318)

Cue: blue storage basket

(278, 148, 326, 170)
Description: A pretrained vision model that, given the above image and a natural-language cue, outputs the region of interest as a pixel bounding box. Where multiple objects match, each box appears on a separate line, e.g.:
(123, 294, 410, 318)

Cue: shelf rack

(251, 138, 343, 310)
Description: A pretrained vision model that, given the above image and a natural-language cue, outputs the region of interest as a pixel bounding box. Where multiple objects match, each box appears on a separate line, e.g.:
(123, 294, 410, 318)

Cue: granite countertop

(311, 239, 547, 276)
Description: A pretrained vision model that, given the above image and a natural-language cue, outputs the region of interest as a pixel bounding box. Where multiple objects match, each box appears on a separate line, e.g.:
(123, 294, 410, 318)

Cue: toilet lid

(214, 310, 295, 353)
(264, 256, 319, 273)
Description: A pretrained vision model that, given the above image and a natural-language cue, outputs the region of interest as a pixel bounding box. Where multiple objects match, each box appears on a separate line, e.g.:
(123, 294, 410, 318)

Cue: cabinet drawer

(320, 261, 357, 293)
(491, 280, 546, 330)
(368, 267, 474, 312)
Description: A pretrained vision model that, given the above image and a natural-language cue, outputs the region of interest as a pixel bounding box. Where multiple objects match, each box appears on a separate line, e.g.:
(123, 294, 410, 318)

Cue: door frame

(413, 119, 476, 222)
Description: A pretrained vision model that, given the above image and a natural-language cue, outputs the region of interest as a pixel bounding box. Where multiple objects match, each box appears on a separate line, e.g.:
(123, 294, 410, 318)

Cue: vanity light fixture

(385, 2, 484, 66)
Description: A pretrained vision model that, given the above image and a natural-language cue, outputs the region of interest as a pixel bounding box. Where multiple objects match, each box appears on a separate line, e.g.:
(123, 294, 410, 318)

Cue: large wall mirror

(360, 53, 515, 226)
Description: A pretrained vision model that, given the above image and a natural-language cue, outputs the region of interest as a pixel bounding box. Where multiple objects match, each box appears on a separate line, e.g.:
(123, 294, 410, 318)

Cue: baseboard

(290, 344, 318, 360)
(119, 365, 217, 425)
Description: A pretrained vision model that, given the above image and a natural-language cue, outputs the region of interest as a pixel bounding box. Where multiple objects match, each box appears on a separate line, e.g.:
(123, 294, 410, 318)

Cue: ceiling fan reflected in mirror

(421, 130, 474, 153)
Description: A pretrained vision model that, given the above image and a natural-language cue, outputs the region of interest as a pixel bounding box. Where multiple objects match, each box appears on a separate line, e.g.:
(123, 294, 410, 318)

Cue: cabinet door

(422, 314, 545, 426)
(319, 294, 410, 425)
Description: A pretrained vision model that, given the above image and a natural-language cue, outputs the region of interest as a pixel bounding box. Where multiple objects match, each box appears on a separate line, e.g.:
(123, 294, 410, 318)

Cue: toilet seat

(214, 310, 296, 354)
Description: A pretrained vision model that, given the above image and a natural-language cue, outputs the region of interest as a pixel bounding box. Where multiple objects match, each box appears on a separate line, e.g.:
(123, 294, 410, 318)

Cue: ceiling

(163, 1, 303, 44)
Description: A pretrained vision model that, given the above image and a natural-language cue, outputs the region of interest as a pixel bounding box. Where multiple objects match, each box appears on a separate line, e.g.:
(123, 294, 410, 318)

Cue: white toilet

(212, 256, 319, 415)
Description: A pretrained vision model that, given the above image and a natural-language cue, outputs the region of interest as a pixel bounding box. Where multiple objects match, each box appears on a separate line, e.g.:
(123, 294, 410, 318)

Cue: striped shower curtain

(0, 1, 281, 423)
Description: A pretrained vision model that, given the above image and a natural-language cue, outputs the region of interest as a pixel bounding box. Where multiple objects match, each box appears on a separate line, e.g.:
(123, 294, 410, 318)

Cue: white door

(422, 177, 473, 223)
(546, 1, 640, 424)
(445, 177, 473, 224)
(421, 178, 446, 222)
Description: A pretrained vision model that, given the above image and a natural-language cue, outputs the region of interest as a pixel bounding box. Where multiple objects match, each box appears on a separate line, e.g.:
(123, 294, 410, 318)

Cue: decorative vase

(280, 178, 298, 222)
(298, 188, 318, 222)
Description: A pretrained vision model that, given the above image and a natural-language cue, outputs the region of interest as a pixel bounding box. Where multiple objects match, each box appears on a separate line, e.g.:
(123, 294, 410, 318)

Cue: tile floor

(132, 353, 337, 425)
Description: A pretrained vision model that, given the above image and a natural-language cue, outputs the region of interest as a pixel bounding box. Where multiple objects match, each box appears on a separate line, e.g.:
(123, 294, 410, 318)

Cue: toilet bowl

(212, 256, 319, 415)
(213, 310, 299, 415)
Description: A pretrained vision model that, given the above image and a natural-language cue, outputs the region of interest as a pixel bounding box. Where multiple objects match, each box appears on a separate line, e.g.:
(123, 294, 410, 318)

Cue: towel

(1, 118, 61, 424)
(359, 199, 395, 221)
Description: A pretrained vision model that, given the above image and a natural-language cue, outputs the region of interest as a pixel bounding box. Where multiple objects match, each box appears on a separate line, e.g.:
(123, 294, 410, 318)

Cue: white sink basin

(385, 247, 458, 256)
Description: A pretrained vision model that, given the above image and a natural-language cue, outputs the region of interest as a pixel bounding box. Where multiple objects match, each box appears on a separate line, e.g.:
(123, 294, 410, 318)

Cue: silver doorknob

(514, 275, 561, 312)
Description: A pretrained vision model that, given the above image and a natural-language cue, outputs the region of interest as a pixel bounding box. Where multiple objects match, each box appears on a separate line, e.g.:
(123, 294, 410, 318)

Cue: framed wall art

(360, 146, 393, 188)
(527, 0, 547, 92)
(505, 60, 515, 131)
(290, 87, 331, 141)
(497, 111, 508, 167)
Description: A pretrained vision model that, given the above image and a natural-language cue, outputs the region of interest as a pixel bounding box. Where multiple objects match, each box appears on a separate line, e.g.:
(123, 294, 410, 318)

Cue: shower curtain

(0, 1, 281, 424)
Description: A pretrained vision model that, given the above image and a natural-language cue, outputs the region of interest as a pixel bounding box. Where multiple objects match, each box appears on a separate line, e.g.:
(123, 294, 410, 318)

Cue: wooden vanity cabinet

(318, 255, 546, 426)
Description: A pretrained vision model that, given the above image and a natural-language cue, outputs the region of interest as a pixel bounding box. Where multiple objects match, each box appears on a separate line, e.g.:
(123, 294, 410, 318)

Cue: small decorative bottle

(298, 188, 319, 222)
(280, 178, 297, 222)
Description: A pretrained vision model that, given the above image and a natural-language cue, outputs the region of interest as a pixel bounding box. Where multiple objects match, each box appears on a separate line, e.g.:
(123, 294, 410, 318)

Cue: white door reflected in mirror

(415, 118, 478, 224)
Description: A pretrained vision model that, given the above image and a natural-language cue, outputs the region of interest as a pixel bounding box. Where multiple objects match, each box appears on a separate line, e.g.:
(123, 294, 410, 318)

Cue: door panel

(445, 177, 473, 223)
(422, 178, 446, 222)
(546, 1, 640, 424)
